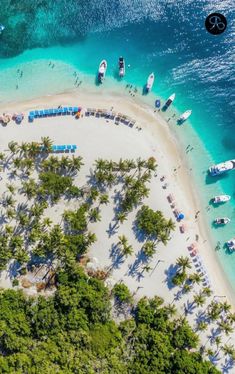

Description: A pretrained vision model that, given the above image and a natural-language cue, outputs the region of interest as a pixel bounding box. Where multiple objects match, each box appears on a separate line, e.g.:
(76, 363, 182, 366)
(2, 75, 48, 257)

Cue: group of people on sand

(73, 71, 82, 87)
(125, 84, 138, 97)
(15, 68, 23, 90)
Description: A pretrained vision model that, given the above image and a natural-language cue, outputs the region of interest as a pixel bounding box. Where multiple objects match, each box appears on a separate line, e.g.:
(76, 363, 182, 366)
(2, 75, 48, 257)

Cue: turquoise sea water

(0, 1, 235, 289)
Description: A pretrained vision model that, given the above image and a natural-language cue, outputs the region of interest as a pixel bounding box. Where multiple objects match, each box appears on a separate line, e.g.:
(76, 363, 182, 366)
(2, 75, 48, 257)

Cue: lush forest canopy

(0, 263, 219, 373)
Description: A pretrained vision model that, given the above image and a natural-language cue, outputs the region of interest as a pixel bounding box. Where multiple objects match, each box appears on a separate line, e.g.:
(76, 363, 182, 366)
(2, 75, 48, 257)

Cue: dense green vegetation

(0, 263, 220, 373)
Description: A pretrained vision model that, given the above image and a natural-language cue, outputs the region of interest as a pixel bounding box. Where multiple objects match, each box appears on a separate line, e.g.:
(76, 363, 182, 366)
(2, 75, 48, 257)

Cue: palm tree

(42, 217, 52, 231)
(142, 241, 155, 258)
(8, 141, 18, 154)
(13, 157, 22, 169)
(3, 195, 15, 208)
(95, 158, 107, 171)
(6, 184, 16, 195)
(202, 286, 212, 297)
(165, 218, 176, 233)
(196, 321, 208, 333)
(188, 272, 202, 285)
(158, 231, 170, 246)
(89, 208, 101, 222)
(116, 212, 127, 225)
(218, 321, 234, 335)
(6, 209, 16, 221)
(214, 336, 222, 350)
(99, 194, 109, 206)
(222, 344, 235, 360)
(176, 256, 191, 272)
(20, 142, 29, 155)
(85, 232, 97, 246)
(69, 156, 84, 172)
(41, 136, 53, 151)
(142, 264, 152, 273)
(207, 301, 221, 322)
(164, 303, 177, 318)
(182, 283, 193, 294)
(221, 301, 231, 314)
(118, 235, 133, 257)
(28, 142, 40, 158)
(193, 292, 206, 307)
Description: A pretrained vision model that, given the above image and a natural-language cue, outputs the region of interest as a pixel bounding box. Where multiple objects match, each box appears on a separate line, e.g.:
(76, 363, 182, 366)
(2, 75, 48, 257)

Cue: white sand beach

(0, 88, 234, 313)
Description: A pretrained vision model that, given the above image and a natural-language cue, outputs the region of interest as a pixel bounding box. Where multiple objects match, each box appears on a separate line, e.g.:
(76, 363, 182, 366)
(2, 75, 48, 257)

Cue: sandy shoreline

(0, 88, 235, 310)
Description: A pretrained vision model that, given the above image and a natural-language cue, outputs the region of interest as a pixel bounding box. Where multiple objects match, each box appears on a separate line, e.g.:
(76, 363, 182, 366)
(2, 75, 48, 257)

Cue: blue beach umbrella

(155, 99, 161, 108)
(178, 213, 185, 220)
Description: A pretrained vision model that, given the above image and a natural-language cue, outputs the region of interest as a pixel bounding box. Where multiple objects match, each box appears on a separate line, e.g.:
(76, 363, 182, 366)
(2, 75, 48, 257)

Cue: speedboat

(178, 110, 192, 124)
(162, 93, 175, 111)
(212, 195, 231, 204)
(0, 24, 4, 33)
(226, 238, 235, 251)
(146, 73, 154, 92)
(98, 60, 107, 83)
(214, 217, 230, 225)
(209, 160, 235, 176)
(118, 57, 125, 77)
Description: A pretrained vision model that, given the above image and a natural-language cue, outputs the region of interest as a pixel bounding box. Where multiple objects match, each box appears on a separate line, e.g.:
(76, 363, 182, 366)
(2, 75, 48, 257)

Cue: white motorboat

(98, 60, 107, 83)
(213, 195, 231, 204)
(146, 73, 154, 92)
(209, 160, 235, 176)
(214, 217, 230, 225)
(118, 56, 125, 77)
(162, 93, 175, 111)
(226, 238, 235, 251)
(178, 110, 192, 123)
(0, 24, 4, 33)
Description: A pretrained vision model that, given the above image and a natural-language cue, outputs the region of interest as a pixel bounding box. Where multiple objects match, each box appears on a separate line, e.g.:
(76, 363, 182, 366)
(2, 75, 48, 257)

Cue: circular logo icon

(205, 13, 227, 35)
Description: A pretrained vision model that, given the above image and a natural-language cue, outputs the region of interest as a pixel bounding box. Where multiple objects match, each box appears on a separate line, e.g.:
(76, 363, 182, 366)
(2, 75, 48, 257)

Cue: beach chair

(39, 110, 44, 117)
(29, 111, 35, 117)
(34, 110, 39, 118)
(43, 109, 49, 116)
(66, 145, 72, 150)
(63, 107, 68, 115)
(71, 145, 77, 152)
(52, 145, 57, 152)
(53, 109, 58, 115)
(28, 116, 34, 123)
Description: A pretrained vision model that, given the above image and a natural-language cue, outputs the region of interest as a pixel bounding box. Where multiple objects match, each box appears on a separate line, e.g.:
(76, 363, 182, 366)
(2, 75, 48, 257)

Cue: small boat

(214, 217, 230, 225)
(226, 238, 235, 251)
(162, 93, 175, 111)
(178, 110, 192, 124)
(98, 60, 107, 83)
(146, 73, 154, 92)
(0, 24, 4, 33)
(212, 195, 231, 204)
(209, 160, 235, 176)
(118, 56, 125, 77)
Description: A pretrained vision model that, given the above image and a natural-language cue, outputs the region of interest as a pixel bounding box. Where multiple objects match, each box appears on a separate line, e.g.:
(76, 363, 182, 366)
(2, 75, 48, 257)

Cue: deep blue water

(0, 0, 235, 288)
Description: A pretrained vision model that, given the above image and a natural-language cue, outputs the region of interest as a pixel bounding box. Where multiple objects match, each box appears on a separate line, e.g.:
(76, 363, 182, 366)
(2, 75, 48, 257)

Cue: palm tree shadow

(164, 263, 178, 290)
(132, 220, 149, 243)
(106, 222, 118, 237)
(109, 243, 125, 269)
(222, 358, 235, 373)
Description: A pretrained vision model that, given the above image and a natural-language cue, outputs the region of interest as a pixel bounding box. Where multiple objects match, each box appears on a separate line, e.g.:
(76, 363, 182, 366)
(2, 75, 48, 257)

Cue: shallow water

(0, 0, 234, 289)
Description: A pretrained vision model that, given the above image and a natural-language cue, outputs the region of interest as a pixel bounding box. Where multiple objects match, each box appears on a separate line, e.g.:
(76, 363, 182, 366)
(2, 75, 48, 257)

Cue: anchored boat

(118, 57, 125, 77)
(177, 110, 192, 124)
(226, 238, 235, 251)
(146, 73, 154, 92)
(212, 195, 231, 204)
(0, 24, 4, 34)
(162, 93, 175, 111)
(214, 217, 230, 225)
(209, 160, 235, 176)
(98, 60, 107, 83)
